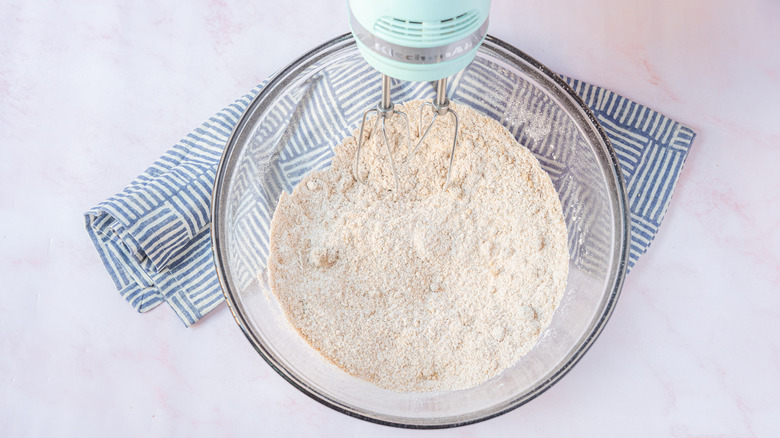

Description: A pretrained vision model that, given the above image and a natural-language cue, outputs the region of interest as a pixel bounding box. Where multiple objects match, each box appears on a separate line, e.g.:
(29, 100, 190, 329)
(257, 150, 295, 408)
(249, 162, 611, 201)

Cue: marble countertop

(2, 0, 778, 436)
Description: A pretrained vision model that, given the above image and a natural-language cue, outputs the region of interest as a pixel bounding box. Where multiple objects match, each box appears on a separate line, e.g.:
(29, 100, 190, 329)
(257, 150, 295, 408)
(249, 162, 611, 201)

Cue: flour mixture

(266, 100, 568, 392)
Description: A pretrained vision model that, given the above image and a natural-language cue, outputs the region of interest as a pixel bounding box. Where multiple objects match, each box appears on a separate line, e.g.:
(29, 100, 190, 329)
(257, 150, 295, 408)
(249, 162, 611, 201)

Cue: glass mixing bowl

(211, 34, 629, 428)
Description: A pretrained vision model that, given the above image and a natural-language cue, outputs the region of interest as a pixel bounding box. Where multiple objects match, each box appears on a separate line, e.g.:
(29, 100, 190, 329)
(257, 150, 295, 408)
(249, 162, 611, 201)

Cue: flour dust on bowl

(211, 34, 629, 428)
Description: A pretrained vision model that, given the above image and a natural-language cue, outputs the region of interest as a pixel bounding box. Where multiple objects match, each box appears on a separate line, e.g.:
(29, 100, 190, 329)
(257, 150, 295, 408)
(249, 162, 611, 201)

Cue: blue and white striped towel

(84, 76, 696, 327)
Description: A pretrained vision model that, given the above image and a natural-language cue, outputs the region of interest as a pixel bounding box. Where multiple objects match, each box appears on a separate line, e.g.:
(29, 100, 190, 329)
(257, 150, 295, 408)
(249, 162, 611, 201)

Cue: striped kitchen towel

(84, 76, 695, 327)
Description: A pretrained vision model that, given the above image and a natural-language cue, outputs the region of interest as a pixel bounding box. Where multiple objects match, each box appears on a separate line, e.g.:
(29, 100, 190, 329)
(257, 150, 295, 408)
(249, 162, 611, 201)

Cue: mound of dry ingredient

(266, 100, 568, 392)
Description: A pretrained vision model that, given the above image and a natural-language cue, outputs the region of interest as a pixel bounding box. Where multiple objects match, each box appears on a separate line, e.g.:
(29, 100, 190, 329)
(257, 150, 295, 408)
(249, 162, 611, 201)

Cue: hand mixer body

(348, 0, 490, 82)
(348, 0, 491, 190)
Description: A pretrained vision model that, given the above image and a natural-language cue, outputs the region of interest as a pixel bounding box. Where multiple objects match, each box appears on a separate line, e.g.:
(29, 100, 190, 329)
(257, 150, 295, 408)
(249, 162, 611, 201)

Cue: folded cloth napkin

(85, 76, 696, 327)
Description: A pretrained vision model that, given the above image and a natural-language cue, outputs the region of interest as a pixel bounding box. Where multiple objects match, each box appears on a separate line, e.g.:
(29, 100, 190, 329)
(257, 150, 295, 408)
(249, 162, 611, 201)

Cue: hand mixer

(348, 0, 491, 190)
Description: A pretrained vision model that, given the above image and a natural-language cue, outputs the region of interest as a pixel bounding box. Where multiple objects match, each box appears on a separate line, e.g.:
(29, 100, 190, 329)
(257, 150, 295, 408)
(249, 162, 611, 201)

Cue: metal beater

(348, 0, 491, 190)
(354, 74, 410, 193)
(412, 78, 459, 188)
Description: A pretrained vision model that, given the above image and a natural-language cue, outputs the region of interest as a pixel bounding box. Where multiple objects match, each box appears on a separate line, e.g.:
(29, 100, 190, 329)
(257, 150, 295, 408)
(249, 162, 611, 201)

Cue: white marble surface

(1, 0, 779, 436)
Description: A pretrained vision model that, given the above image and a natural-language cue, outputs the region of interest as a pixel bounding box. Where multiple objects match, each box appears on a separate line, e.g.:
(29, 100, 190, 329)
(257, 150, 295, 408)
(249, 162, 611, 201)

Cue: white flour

(266, 100, 568, 392)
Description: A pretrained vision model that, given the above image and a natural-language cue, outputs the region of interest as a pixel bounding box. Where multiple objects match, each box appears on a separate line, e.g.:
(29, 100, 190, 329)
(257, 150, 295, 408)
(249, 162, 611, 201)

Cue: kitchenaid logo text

(373, 40, 474, 63)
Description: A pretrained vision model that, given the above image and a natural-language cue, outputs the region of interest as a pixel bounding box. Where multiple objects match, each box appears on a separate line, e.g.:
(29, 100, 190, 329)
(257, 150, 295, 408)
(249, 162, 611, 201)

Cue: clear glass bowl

(211, 34, 629, 428)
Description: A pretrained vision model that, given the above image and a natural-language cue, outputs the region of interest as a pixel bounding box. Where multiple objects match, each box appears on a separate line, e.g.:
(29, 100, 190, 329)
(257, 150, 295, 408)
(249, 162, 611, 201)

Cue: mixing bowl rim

(211, 32, 630, 429)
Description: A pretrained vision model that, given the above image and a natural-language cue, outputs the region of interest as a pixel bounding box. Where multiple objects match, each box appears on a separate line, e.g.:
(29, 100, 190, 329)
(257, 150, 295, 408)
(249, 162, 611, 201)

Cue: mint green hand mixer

(348, 0, 491, 190)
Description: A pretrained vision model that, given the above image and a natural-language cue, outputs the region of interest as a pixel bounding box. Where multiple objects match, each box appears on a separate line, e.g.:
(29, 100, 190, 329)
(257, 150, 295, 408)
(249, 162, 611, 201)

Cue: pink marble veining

(1, 0, 779, 436)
